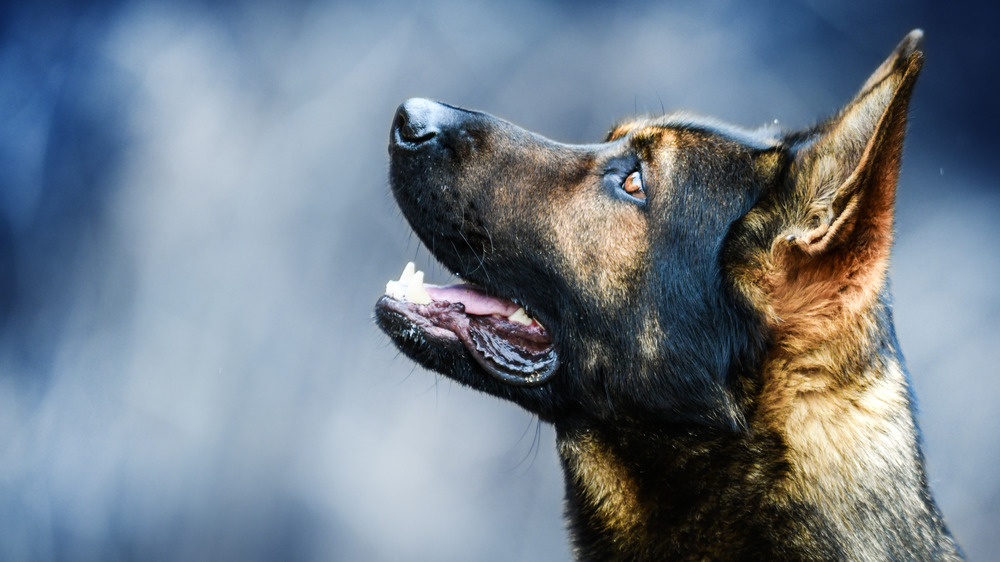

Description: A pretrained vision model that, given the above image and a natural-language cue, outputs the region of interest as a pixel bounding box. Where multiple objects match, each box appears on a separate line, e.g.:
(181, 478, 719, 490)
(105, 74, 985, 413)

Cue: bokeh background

(1, 0, 997, 560)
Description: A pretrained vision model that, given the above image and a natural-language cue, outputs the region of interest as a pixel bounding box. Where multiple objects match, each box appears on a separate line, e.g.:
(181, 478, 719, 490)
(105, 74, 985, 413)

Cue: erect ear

(784, 30, 923, 258)
(772, 31, 923, 301)
(763, 31, 923, 340)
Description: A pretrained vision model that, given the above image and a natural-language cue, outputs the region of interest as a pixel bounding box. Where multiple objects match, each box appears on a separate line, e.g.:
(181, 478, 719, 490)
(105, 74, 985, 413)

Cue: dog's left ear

(770, 31, 923, 321)
(785, 30, 923, 259)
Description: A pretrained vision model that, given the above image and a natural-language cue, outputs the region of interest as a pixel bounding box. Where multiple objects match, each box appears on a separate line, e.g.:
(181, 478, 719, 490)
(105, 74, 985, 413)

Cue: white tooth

(386, 263, 424, 301)
(385, 279, 405, 300)
(399, 262, 416, 284)
(508, 307, 533, 326)
(405, 271, 432, 304)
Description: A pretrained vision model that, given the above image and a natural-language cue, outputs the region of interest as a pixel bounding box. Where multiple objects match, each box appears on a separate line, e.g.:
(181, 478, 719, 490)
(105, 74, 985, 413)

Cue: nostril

(393, 98, 442, 145)
(395, 108, 437, 143)
(393, 108, 408, 134)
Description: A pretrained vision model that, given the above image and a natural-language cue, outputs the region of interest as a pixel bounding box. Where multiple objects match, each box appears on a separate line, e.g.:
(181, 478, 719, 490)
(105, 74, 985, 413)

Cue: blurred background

(0, 0, 997, 559)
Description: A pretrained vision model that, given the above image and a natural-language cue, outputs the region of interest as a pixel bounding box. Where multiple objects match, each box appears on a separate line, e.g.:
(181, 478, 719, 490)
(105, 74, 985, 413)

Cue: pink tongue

(425, 284, 521, 317)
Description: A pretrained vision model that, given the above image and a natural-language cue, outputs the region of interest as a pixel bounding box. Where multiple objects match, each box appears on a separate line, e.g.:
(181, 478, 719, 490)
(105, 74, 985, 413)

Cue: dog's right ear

(766, 31, 923, 336)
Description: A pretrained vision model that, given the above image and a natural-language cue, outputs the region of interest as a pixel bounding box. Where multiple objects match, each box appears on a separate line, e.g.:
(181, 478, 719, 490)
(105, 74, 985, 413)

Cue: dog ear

(767, 31, 923, 328)
(784, 30, 923, 259)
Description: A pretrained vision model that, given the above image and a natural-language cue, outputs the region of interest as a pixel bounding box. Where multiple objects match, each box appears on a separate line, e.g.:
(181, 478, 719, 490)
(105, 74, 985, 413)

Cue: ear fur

(772, 31, 923, 295)
(784, 30, 923, 258)
(765, 31, 923, 339)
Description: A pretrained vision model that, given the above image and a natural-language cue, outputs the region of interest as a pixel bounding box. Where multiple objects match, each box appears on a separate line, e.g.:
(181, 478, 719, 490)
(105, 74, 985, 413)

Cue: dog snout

(392, 98, 448, 146)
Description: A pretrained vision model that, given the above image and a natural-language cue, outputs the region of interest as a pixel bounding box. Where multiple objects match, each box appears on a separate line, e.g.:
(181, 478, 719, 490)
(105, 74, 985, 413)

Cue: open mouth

(376, 263, 559, 386)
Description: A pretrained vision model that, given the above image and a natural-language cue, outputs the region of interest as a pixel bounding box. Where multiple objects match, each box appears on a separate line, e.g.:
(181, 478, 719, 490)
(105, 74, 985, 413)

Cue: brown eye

(622, 171, 645, 199)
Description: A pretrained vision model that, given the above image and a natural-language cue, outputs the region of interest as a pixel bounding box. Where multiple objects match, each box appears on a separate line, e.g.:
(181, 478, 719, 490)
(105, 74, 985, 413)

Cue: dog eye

(622, 171, 645, 199)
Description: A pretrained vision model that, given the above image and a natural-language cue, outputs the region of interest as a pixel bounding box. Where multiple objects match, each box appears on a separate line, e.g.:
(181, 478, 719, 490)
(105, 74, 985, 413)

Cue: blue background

(1, 0, 997, 559)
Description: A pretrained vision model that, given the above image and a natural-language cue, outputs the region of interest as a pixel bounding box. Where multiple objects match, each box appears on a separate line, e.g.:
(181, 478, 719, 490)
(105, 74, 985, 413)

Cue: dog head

(375, 31, 924, 430)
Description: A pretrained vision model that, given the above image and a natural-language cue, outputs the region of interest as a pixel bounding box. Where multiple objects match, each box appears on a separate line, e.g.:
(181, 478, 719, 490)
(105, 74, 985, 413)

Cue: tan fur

(560, 431, 647, 544)
(765, 240, 888, 349)
(548, 193, 647, 300)
(546, 129, 678, 302)
(779, 362, 914, 495)
(607, 122, 640, 142)
(767, 359, 926, 558)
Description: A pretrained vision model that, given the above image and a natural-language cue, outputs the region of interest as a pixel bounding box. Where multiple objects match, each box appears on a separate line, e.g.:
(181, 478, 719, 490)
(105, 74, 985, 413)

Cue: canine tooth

(399, 262, 416, 284)
(405, 270, 433, 304)
(508, 307, 533, 326)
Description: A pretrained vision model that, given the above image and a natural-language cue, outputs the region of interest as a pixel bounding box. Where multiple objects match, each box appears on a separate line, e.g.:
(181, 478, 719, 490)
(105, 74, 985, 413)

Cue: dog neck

(558, 418, 793, 560)
(556, 303, 962, 560)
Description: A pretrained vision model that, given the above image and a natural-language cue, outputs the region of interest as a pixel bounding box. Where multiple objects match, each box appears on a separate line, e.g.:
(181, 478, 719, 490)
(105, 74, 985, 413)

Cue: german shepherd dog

(375, 30, 963, 560)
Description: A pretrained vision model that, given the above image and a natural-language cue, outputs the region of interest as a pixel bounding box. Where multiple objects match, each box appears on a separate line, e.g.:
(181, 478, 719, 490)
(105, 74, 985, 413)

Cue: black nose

(392, 98, 444, 145)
